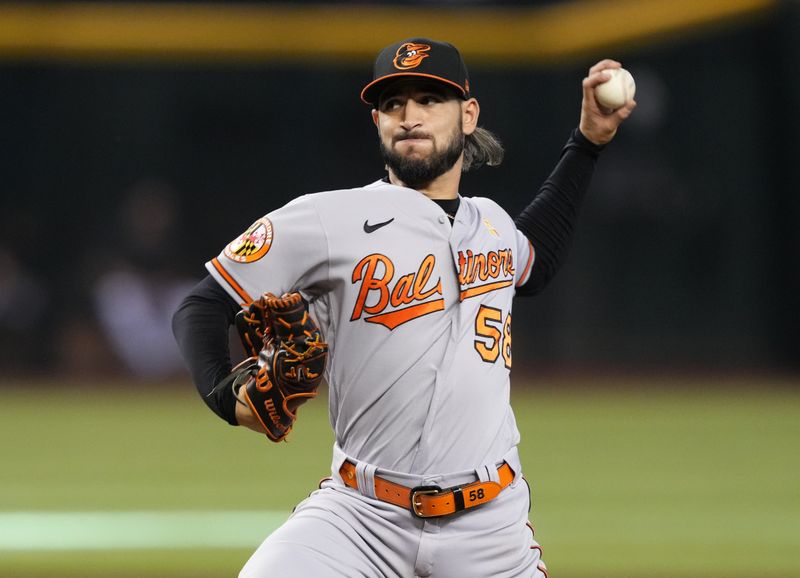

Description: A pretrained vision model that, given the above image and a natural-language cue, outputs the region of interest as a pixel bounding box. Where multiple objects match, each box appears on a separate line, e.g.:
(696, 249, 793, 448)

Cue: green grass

(1, 377, 798, 577)
(517, 381, 800, 577)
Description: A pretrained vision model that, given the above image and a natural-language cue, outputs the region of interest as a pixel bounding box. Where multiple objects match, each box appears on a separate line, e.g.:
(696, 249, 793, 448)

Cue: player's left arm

(172, 275, 247, 426)
(171, 275, 271, 434)
(514, 59, 636, 295)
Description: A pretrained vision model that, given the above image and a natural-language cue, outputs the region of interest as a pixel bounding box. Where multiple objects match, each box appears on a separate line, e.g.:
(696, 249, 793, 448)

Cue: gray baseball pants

(240, 450, 548, 578)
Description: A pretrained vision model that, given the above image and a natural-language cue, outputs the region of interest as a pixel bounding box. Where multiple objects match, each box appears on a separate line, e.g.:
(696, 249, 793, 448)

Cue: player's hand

(235, 399, 268, 434)
(579, 59, 636, 146)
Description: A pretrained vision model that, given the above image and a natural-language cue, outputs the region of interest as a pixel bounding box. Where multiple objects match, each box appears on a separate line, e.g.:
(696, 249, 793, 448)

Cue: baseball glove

(230, 292, 327, 442)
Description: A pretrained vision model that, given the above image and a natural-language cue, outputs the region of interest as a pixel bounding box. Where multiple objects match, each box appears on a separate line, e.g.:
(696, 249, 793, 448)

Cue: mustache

(393, 131, 433, 144)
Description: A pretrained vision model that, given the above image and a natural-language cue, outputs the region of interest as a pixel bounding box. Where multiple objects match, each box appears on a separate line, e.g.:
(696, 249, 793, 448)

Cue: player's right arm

(513, 128, 604, 295)
(513, 59, 635, 295)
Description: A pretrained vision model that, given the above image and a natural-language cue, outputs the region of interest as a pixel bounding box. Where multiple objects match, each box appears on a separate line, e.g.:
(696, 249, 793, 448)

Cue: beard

(380, 123, 464, 189)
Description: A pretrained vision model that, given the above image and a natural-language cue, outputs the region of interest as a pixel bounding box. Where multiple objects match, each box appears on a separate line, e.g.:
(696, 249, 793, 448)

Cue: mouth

(394, 137, 433, 155)
(394, 132, 432, 146)
(396, 138, 430, 147)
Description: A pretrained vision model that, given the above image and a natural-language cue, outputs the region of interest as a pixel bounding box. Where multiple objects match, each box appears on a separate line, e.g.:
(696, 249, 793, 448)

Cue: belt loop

(356, 461, 378, 499)
(475, 463, 501, 484)
(331, 443, 349, 485)
(487, 463, 501, 484)
(502, 446, 522, 481)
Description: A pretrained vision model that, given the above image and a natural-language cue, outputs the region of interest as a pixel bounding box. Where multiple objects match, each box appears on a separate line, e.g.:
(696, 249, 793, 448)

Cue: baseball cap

(360, 38, 470, 106)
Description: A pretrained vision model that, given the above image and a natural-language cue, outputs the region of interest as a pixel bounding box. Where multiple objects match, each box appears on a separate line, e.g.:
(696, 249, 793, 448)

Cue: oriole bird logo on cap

(393, 43, 431, 70)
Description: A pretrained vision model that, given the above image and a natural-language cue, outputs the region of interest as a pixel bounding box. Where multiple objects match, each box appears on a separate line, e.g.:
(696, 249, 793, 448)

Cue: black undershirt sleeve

(514, 128, 604, 296)
(172, 275, 241, 425)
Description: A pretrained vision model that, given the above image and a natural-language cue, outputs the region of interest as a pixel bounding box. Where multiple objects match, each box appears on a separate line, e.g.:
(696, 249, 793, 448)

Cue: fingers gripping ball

(234, 293, 328, 442)
(594, 67, 636, 110)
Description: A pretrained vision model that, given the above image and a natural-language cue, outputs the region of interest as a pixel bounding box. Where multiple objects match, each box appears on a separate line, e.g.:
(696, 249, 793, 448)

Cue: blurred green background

(2, 1, 800, 576)
(2, 380, 799, 577)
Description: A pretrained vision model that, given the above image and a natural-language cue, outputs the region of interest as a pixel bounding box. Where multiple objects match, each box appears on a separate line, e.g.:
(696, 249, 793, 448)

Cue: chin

(396, 145, 431, 158)
(401, 151, 429, 162)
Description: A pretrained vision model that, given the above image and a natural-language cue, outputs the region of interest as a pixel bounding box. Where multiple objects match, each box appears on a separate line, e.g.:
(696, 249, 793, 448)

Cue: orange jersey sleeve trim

(516, 240, 535, 288)
(211, 257, 253, 306)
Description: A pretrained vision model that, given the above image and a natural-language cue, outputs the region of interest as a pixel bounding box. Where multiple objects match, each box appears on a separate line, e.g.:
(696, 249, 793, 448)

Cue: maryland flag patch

(224, 217, 273, 263)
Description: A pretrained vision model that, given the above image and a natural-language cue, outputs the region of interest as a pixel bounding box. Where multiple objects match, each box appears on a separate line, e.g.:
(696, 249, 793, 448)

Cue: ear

(371, 109, 379, 127)
(461, 98, 480, 136)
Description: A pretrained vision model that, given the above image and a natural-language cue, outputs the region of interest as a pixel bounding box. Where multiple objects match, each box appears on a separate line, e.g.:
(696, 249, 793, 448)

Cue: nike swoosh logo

(363, 218, 395, 233)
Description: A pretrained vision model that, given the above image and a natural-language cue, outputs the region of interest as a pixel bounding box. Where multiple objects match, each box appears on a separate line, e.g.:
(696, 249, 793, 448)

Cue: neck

(387, 157, 463, 200)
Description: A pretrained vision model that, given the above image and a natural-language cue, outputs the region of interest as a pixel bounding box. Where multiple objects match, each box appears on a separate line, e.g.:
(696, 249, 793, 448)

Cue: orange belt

(339, 461, 515, 518)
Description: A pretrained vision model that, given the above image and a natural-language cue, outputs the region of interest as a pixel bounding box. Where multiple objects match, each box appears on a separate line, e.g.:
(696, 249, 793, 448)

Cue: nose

(399, 99, 424, 129)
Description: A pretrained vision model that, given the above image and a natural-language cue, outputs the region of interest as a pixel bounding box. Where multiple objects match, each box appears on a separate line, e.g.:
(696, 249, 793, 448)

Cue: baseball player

(173, 38, 634, 577)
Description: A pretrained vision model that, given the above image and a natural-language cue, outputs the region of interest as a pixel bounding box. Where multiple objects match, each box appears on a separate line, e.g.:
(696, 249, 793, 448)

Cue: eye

(419, 94, 443, 105)
(381, 98, 402, 112)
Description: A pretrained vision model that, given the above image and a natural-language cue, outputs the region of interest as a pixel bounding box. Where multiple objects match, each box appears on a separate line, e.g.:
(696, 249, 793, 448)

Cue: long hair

(462, 127, 504, 172)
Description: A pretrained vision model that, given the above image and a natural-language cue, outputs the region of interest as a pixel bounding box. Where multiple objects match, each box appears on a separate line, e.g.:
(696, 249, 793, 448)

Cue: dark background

(1, 1, 797, 379)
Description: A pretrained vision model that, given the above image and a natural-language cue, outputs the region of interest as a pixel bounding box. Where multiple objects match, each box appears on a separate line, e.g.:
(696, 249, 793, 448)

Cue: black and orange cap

(361, 38, 471, 106)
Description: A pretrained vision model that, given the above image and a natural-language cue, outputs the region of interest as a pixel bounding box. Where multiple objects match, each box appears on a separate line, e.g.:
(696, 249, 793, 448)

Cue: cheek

(376, 118, 393, 141)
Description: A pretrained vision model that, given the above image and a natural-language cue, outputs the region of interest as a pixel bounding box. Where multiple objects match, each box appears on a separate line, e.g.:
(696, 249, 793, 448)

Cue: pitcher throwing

(173, 37, 635, 577)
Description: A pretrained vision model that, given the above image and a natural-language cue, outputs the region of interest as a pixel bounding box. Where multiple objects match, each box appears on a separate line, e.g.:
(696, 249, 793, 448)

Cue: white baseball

(594, 67, 636, 110)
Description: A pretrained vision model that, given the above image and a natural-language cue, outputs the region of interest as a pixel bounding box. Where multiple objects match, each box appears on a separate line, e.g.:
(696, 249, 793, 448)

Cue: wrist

(564, 127, 605, 159)
(575, 127, 607, 150)
(235, 397, 267, 433)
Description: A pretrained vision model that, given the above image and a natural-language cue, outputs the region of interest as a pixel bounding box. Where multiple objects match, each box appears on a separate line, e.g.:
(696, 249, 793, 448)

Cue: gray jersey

(208, 180, 534, 475)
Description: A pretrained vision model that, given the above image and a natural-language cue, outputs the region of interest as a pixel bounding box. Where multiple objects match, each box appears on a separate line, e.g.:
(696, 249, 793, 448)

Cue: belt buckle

(410, 485, 442, 518)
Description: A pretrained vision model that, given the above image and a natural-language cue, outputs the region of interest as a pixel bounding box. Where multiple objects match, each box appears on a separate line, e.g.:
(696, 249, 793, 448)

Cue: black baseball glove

(229, 292, 327, 442)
